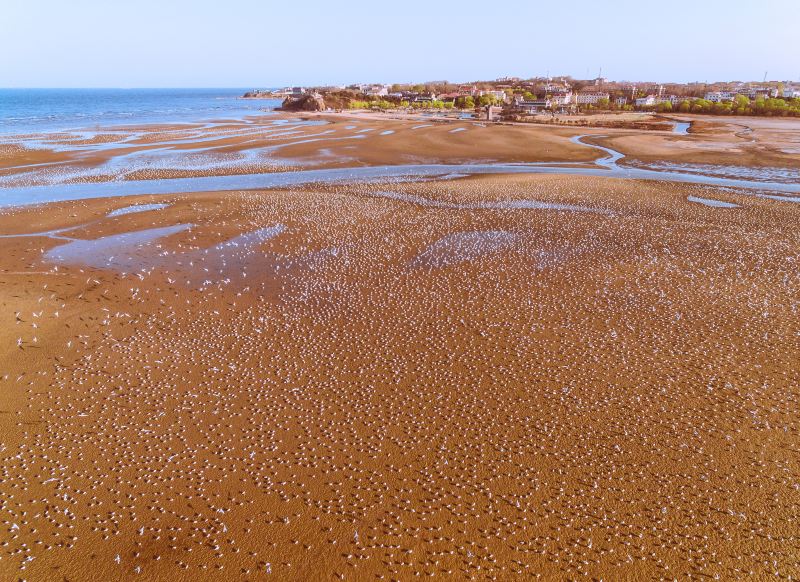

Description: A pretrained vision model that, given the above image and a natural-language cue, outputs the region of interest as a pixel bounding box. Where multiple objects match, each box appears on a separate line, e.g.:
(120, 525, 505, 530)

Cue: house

(615, 96, 628, 106)
(549, 90, 573, 106)
(458, 85, 477, 96)
(635, 95, 657, 107)
(365, 85, 389, 97)
(410, 94, 438, 103)
(544, 81, 571, 93)
(514, 98, 552, 113)
(755, 87, 779, 98)
(784, 85, 800, 99)
(437, 92, 461, 103)
(704, 91, 735, 102)
(576, 91, 609, 105)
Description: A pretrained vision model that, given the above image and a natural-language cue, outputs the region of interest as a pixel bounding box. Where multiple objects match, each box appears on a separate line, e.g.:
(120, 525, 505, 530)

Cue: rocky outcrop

(242, 89, 284, 99)
(279, 93, 326, 112)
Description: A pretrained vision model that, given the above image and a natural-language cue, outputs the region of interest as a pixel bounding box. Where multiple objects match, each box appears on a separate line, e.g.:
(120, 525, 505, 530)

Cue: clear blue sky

(2, 0, 798, 87)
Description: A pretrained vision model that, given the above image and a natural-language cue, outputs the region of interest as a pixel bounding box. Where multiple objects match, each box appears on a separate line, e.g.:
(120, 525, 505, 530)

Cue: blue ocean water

(0, 88, 281, 134)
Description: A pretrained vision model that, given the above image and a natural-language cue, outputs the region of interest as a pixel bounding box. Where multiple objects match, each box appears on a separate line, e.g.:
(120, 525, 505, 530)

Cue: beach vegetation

(455, 96, 475, 109)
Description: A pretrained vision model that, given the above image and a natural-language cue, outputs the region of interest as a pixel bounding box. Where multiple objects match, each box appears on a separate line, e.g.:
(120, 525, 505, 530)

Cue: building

(410, 94, 438, 103)
(365, 85, 389, 97)
(576, 91, 610, 105)
(514, 98, 552, 113)
(635, 95, 657, 107)
(615, 96, 628, 106)
(544, 81, 571, 93)
(549, 90, 573, 106)
(704, 91, 735, 102)
(437, 92, 461, 103)
(760, 87, 779, 98)
(784, 85, 800, 99)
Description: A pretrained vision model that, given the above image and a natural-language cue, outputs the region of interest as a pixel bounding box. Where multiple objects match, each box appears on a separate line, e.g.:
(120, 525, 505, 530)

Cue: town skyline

(262, 74, 799, 91)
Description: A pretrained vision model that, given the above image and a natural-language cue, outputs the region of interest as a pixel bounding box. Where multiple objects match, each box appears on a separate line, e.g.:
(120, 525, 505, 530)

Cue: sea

(0, 88, 282, 134)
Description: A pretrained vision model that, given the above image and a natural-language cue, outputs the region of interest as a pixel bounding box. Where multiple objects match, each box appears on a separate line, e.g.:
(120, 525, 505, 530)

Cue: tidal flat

(1, 112, 799, 580)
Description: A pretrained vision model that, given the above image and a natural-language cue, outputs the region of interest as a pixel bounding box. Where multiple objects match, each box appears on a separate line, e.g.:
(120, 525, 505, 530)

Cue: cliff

(279, 93, 326, 112)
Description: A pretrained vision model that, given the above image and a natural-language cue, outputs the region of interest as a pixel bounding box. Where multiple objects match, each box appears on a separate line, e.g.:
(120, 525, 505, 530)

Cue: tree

(733, 94, 750, 110)
(455, 96, 475, 109)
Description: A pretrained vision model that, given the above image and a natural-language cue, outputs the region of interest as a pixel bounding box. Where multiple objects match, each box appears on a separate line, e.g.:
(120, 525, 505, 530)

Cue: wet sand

(1, 171, 799, 580)
(602, 114, 800, 168)
(0, 115, 600, 189)
(5, 113, 800, 192)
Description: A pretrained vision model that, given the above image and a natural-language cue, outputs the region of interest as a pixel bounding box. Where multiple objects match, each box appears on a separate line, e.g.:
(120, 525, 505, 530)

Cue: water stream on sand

(2, 135, 800, 208)
(672, 122, 691, 135)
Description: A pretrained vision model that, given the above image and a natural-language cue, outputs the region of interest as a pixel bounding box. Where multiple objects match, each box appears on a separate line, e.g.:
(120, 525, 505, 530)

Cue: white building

(544, 81, 571, 93)
(704, 91, 735, 102)
(549, 91, 573, 106)
(365, 85, 389, 97)
(784, 85, 800, 99)
(576, 91, 609, 105)
(635, 95, 657, 107)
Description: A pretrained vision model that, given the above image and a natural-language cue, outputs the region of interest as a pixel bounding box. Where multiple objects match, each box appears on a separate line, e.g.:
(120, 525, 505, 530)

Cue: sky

(2, 0, 798, 87)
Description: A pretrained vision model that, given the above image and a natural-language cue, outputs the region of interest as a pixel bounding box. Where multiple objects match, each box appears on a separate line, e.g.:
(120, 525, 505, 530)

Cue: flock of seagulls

(0, 132, 799, 580)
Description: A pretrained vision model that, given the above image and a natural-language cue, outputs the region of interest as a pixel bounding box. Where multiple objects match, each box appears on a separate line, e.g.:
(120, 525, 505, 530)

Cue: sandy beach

(1, 112, 800, 580)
